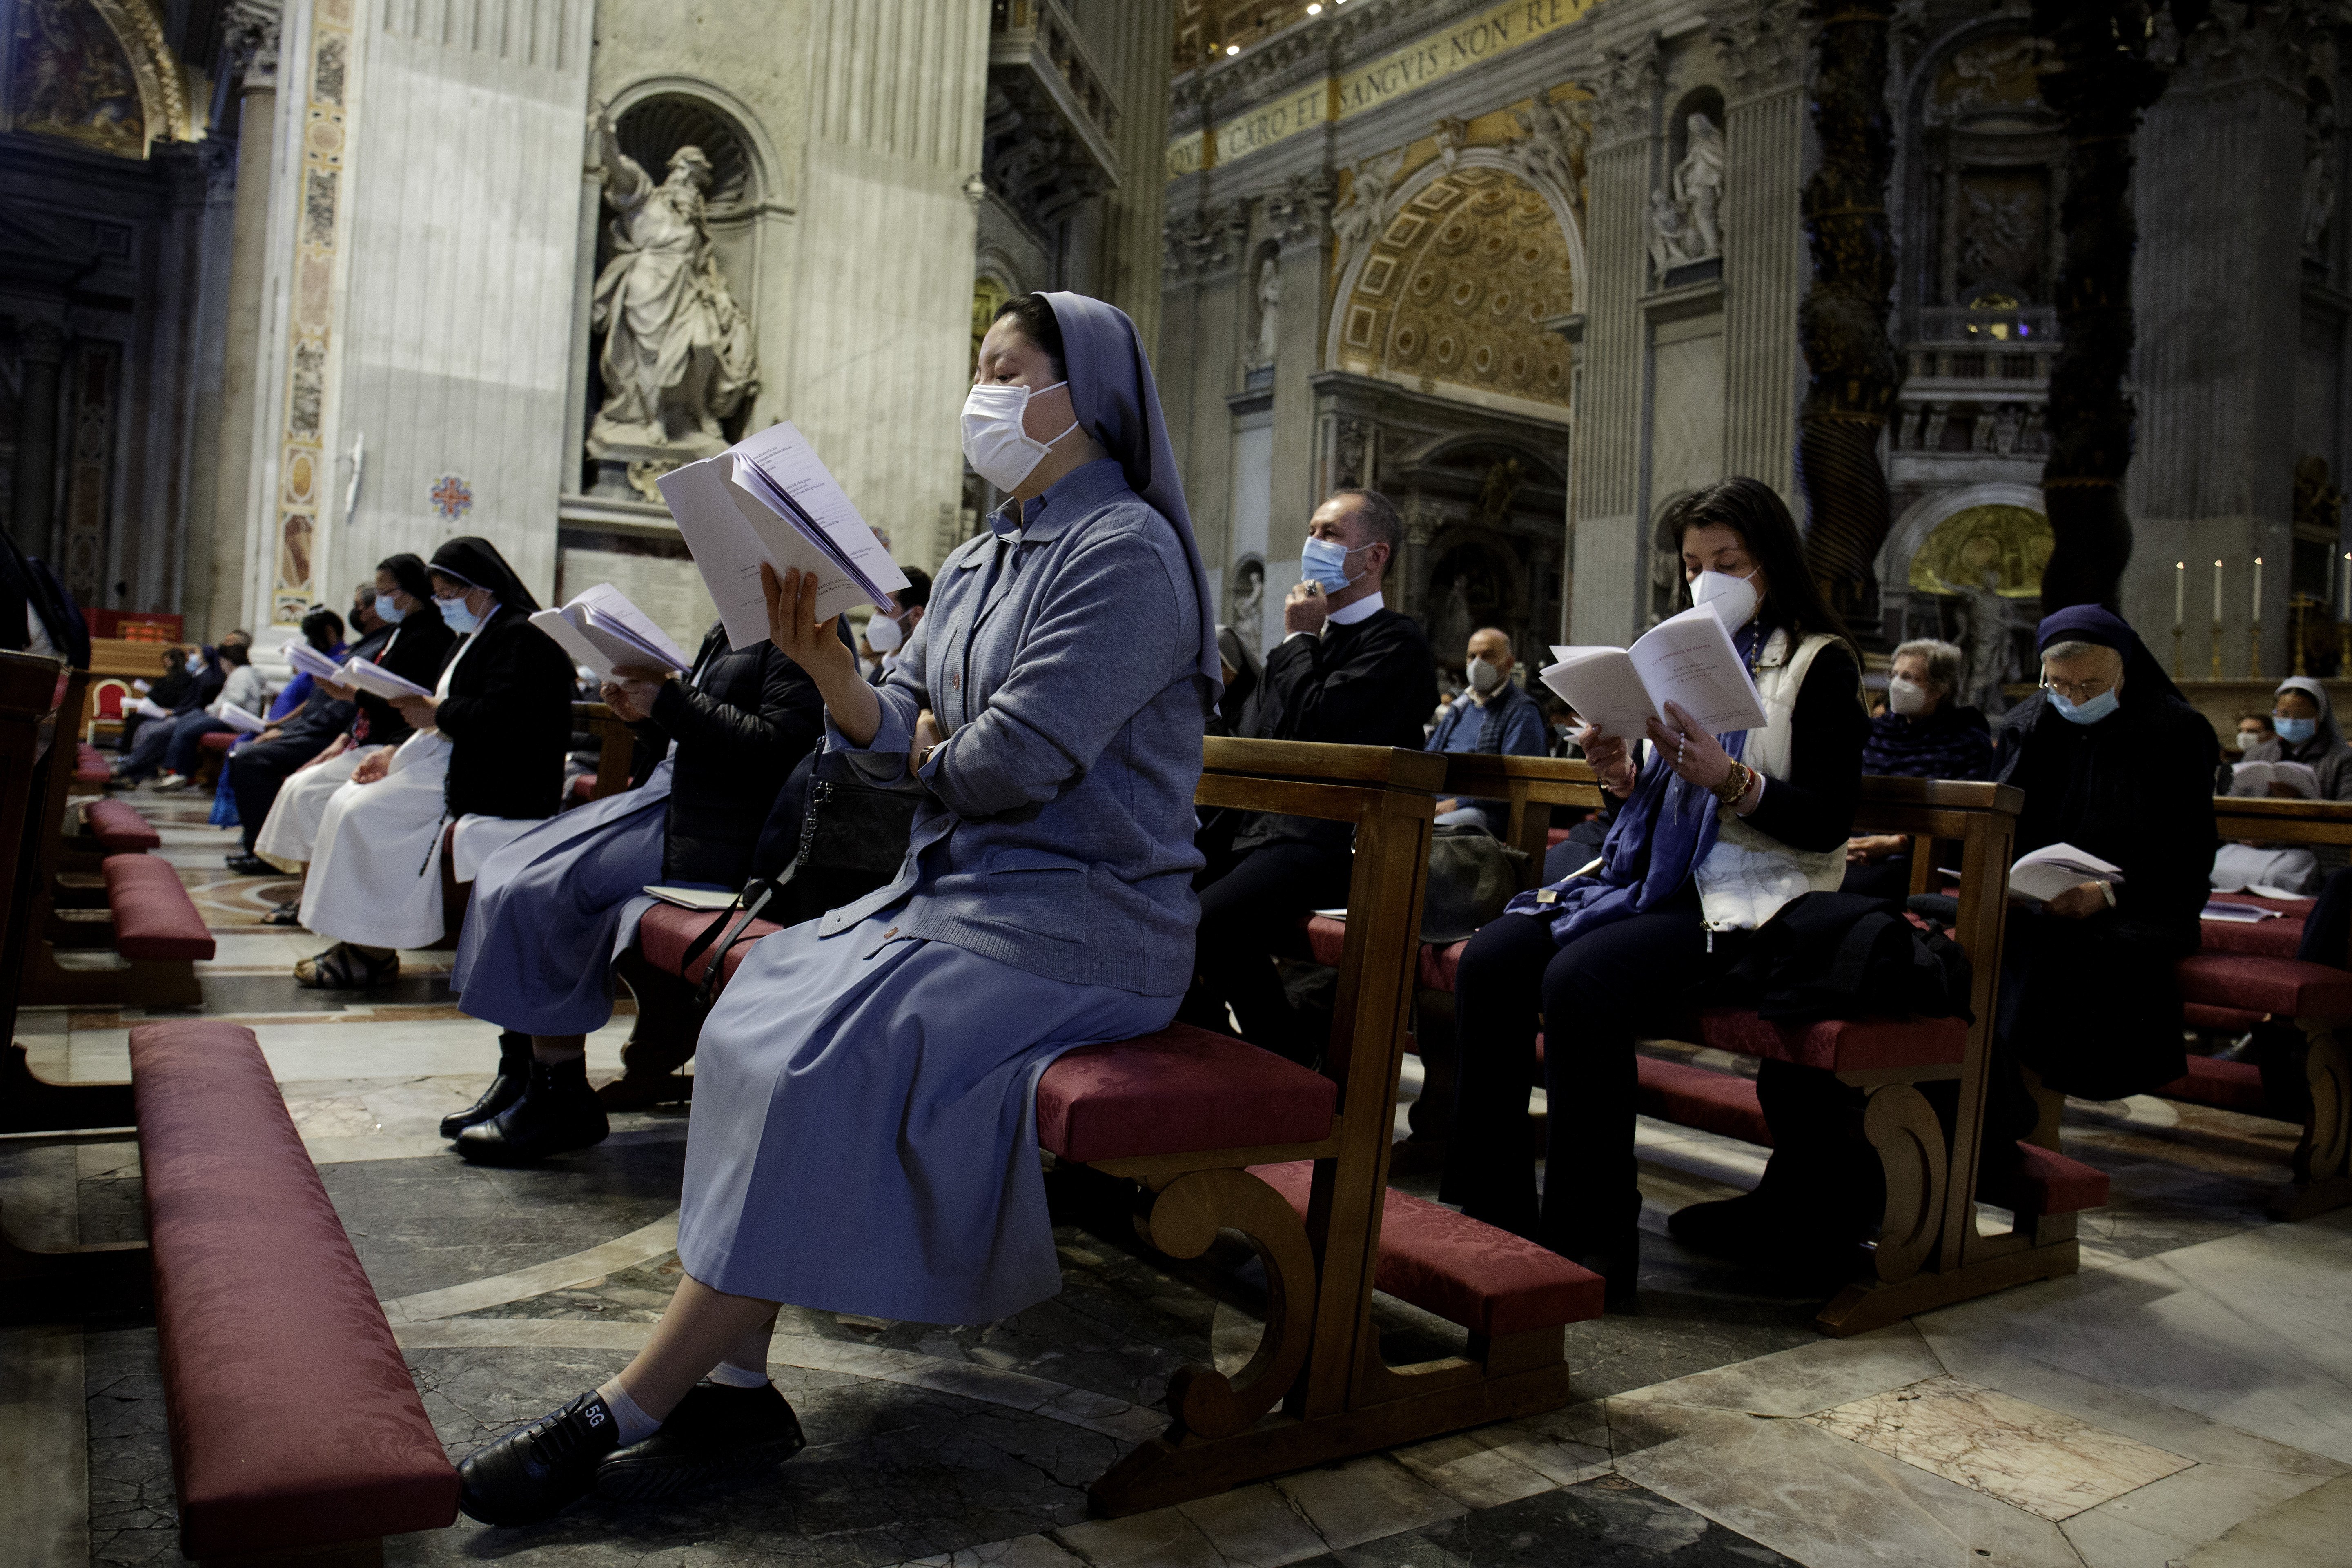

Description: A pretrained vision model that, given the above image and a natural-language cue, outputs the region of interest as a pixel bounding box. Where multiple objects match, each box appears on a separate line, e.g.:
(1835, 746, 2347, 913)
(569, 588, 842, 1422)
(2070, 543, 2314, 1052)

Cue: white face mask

(864, 612, 903, 653)
(1467, 656, 1506, 695)
(962, 379, 1077, 492)
(1690, 568, 1760, 630)
(1888, 677, 1929, 717)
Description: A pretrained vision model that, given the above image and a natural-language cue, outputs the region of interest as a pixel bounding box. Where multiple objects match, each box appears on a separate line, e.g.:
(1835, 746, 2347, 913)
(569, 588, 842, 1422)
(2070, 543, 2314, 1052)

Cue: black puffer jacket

(431, 606, 577, 822)
(628, 622, 827, 887)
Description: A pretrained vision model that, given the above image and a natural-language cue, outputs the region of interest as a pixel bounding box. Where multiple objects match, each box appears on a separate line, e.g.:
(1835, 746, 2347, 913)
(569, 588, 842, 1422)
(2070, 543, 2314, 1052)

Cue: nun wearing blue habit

(453, 291, 1221, 1526)
(439, 621, 828, 1165)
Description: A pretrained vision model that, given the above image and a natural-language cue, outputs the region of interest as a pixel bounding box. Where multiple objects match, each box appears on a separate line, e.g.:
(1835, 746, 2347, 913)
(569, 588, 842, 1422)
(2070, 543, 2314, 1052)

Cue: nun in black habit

(295, 538, 576, 987)
(1987, 605, 2217, 1140)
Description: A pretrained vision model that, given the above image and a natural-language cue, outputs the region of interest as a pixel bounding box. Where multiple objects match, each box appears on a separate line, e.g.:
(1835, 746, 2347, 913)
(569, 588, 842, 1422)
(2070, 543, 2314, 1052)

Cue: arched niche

(11, 0, 185, 158)
(1880, 481, 2049, 588)
(1907, 502, 2052, 599)
(1386, 432, 1568, 664)
(1325, 153, 1582, 417)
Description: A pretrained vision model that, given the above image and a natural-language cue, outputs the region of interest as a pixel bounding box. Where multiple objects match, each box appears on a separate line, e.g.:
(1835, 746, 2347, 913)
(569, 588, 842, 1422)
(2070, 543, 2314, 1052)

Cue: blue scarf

(1504, 621, 1765, 945)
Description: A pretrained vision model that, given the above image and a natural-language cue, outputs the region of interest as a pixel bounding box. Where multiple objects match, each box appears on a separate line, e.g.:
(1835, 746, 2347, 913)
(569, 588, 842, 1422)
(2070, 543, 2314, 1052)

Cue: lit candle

(2341, 552, 2350, 624)
(2214, 559, 2223, 624)
(2254, 556, 2263, 621)
(2175, 561, 2184, 630)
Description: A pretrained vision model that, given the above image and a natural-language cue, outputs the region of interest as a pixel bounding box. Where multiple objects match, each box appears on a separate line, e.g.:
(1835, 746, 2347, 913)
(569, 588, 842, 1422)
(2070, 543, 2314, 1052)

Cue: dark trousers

(1440, 887, 1728, 1255)
(117, 712, 189, 780)
(229, 735, 327, 851)
(165, 717, 234, 776)
(1185, 838, 1354, 1065)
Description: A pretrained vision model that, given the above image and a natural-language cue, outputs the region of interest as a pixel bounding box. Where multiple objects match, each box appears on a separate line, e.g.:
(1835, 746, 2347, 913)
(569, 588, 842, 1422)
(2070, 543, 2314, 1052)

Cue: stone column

(1714, 0, 1806, 506)
(2125, 16, 2308, 673)
(201, 2, 281, 638)
(1567, 36, 1660, 648)
(1071, 0, 1174, 354)
(9, 322, 66, 562)
(1268, 172, 1334, 575)
(1167, 202, 1250, 579)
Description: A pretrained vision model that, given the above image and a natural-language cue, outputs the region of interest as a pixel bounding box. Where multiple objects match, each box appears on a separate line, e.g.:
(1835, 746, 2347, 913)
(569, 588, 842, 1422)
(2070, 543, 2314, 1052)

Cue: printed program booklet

(1537, 604, 1768, 741)
(530, 584, 693, 681)
(656, 422, 910, 648)
(2008, 842, 2124, 906)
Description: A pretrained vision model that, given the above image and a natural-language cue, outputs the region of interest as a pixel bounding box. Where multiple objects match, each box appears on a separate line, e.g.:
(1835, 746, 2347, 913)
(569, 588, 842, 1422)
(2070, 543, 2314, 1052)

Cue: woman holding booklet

(249, 554, 453, 908)
(438, 613, 828, 1163)
(290, 537, 575, 988)
(1441, 478, 1869, 1308)
(454, 291, 1221, 1523)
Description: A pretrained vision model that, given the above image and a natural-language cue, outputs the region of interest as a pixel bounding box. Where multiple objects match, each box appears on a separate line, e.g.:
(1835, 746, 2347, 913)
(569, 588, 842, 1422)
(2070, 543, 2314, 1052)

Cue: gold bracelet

(1712, 761, 1751, 809)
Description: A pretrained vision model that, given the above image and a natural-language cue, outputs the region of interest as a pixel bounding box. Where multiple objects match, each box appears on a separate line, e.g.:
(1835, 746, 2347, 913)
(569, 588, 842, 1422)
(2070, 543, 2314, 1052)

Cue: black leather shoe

(1666, 1193, 1772, 1261)
(440, 1033, 535, 1140)
(597, 1382, 806, 1503)
(224, 853, 276, 876)
(456, 1056, 609, 1165)
(457, 1390, 621, 1526)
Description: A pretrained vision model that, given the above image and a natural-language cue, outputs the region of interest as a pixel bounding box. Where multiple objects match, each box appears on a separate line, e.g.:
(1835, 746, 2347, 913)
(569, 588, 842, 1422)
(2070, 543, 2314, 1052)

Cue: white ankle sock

(594, 1379, 661, 1446)
(708, 1360, 770, 1388)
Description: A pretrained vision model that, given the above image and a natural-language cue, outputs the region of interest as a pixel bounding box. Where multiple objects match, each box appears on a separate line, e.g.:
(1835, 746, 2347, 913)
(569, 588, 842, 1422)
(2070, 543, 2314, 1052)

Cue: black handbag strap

(680, 873, 786, 1007)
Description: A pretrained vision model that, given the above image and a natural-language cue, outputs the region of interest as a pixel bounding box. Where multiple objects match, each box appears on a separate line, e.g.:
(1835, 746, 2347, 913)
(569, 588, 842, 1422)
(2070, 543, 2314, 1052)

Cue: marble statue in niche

(1673, 113, 1724, 259)
(1231, 559, 1265, 653)
(1250, 259, 1281, 370)
(2306, 94, 2337, 261)
(586, 107, 757, 464)
(1646, 113, 1724, 279)
(1433, 575, 1474, 660)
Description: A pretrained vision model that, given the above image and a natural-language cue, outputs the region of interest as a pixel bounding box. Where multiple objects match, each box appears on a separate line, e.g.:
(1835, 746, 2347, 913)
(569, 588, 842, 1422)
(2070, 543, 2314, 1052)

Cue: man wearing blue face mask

(1973, 605, 2217, 1189)
(1182, 488, 1437, 1065)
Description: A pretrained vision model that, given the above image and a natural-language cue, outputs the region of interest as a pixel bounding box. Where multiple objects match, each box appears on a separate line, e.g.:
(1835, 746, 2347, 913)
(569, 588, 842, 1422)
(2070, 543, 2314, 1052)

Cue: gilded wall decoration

(1906, 503, 2053, 599)
(1926, 32, 2041, 125)
(10, 0, 144, 156)
(271, 0, 354, 624)
(63, 340, 118, 606)
(1334, 165, 1574, 411)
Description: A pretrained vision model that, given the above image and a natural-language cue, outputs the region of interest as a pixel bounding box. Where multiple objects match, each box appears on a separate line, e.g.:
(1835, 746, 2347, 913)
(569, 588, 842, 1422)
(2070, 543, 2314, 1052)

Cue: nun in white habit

(294, 538, 577, 988)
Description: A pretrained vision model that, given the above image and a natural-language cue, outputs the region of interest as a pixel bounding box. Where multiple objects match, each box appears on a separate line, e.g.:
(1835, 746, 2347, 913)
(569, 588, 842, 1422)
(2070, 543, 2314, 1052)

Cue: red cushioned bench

(2173, 797, 2352, 1218)
(133, 1020, 457, 1559)
(71, 739, 109, 794)
(79, 796, 162, 853)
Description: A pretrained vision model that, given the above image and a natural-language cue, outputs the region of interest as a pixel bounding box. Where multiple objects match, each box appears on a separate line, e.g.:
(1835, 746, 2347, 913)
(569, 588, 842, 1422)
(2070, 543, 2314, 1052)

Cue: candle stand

(2212, 620, 2225, 680)
(2251, 621, 2263, 682)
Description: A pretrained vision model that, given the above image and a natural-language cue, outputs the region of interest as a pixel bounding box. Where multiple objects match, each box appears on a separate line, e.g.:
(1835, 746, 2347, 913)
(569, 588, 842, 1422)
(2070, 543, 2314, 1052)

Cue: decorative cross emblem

(430, 474, 474, 521)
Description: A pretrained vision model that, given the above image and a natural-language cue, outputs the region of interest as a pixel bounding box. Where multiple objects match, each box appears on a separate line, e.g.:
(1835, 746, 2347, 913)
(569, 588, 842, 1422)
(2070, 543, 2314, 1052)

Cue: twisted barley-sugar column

(1795, 0, 1900, 618)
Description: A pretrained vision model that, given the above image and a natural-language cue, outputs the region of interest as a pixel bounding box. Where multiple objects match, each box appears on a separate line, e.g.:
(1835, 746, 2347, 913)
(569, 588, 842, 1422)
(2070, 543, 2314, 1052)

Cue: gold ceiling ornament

(1908, 503, 2054, 599)
(1334, 163, 1574, 410)
(86, 0, 191, 143)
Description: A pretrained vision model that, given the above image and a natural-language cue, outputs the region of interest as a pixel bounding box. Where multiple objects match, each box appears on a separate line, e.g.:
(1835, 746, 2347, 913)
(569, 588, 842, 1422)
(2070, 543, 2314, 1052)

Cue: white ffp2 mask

(961, 380, 1076, 492)
(1690, 568, 1760, 630)
(1888, 677, 1927, 716)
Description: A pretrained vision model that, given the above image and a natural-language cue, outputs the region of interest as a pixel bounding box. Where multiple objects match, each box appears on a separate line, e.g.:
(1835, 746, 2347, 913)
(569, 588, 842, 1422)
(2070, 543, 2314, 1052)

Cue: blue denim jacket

(824, 460, 1208, 995)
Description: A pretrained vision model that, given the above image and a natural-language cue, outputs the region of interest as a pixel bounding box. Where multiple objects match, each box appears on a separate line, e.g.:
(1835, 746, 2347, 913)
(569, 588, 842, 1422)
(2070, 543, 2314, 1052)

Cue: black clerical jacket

(431, 606, 576, 822)
(1235, 604, 1437, 853)
(625, 623, 828, 888)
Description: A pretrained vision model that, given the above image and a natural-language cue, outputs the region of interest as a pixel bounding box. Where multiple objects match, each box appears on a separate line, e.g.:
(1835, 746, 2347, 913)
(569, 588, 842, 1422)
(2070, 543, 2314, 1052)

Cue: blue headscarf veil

(1043, 292, 1224, 698)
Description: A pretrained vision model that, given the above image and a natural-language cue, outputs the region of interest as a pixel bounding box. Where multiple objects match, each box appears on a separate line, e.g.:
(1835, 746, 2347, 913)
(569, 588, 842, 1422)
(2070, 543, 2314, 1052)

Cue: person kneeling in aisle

(452, 290, 1218, 1525)
(440, 618, 828, 1163)
(292, 538, 574, 988)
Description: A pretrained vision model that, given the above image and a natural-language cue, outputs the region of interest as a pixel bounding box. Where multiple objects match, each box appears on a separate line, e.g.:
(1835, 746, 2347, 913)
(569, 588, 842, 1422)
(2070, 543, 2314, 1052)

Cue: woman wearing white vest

(1440, 478, 1868, 1308)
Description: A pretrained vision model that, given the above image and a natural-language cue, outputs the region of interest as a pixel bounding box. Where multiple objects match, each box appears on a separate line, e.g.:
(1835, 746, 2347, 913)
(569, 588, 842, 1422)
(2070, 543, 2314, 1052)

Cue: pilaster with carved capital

(221, 0, 282, 92)
(1584, 33, 1662, 150)
(1163, 203, 1252, 285)
(1711, 0, 1806, 105)
(1265, 170, 1336, 253)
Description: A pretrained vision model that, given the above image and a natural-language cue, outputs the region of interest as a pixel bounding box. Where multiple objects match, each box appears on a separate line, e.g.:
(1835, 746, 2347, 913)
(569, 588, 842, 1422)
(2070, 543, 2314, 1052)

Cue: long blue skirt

(677, 913, 1178, 1324)
(450, 760, 675, 1036)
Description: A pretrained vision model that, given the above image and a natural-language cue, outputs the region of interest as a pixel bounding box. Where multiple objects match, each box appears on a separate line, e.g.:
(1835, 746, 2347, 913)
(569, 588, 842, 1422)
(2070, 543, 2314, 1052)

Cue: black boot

(457, 1390, 622, 1526)
(597, 1382, 806, 1503)
(439, 1033, 533, 1140)
(456, 1056, 610, 1165)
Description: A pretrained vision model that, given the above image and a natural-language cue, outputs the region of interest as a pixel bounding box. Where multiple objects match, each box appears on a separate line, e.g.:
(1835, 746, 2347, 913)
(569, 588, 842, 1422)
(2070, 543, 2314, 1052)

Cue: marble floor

(3, 786, 2349, 1567)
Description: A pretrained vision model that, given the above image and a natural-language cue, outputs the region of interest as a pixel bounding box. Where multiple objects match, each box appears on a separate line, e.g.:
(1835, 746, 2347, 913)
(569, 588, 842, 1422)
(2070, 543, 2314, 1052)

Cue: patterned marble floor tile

(2176, 1471, 2352, 1566)
(1803, 1374, 2192, 1522)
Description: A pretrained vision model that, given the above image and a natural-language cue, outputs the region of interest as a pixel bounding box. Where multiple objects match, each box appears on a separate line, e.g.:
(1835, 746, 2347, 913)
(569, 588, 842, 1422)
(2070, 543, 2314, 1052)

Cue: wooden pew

(1439, 752, 1608, 890)
(574, 699, 635, 804)
(2169, 795, 2352, 1219)
(618, 738, 1604, 1513)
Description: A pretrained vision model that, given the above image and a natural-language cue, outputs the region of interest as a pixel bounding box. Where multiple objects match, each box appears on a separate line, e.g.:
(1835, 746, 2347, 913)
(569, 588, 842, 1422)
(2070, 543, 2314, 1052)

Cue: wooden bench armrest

(2212, 795, 2352, 846)
(1205, 736, 1448, 792)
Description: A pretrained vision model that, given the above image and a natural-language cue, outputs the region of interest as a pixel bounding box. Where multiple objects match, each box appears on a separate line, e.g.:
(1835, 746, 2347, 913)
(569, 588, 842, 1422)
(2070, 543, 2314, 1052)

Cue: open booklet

(529, 584, 693, 682)
(644, 885, 741, 912)
(334, 657, 432, 702)
(2229, 759, 2319, 800)
(211, 701, 270, 735)
(656, 422, 910, 647)
(2009, 842, 2123, 906)
(284, 641, 343, 683)
(1537, 604, 1768, 741)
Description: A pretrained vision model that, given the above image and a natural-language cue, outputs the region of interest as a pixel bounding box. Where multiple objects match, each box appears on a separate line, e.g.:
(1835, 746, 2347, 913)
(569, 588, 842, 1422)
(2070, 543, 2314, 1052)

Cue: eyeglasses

(2040, 676, 2115, 702)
